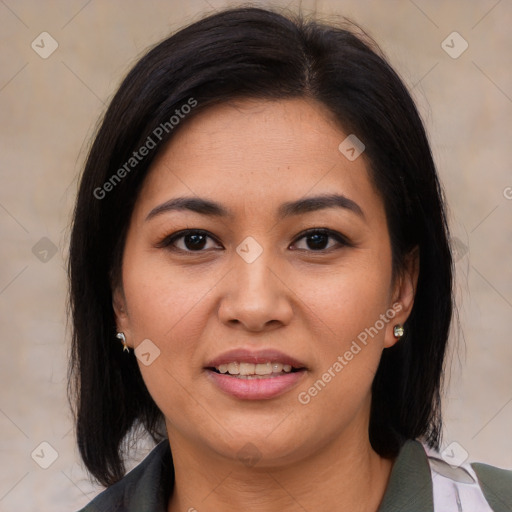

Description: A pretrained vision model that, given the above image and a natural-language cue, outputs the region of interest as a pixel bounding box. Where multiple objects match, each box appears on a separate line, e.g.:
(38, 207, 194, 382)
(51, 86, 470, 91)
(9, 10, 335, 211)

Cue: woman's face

(114, 98, 417, 466)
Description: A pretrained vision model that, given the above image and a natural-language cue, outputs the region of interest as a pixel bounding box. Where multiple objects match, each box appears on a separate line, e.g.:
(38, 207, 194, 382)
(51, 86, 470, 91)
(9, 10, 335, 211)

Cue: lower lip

(205, 369, 306, 400)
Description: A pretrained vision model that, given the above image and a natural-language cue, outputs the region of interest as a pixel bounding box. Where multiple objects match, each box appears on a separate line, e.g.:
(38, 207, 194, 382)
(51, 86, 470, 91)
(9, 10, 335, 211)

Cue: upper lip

(205, 348, 307, 369)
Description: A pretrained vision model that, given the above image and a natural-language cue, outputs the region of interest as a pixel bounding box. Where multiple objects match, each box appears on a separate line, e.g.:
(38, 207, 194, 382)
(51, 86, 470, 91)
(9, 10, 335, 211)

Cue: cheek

(123, 246, 214, 338)
(295, 261, 392, 343)
(123, 261, 218, 427)
(121, 249, 219, 396)
(291, 261, 393, 401)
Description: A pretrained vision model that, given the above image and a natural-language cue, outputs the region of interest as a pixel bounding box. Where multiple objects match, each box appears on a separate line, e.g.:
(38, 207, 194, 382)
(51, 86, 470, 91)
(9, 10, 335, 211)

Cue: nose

(217, 250, 293, 332)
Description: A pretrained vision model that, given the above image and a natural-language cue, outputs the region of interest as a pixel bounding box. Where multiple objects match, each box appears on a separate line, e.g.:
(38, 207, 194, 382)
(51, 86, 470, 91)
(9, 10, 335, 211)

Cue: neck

(166, 424, 394, 512)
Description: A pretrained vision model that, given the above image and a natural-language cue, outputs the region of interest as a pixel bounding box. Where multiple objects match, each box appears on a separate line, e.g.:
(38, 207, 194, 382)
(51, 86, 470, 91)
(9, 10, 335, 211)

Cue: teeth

(214, 361, 296, 376)
(239, 362, 255, 375)
(272, 363, 283, 373)
(227, 362, 239, 375)
(255, 363, 272, 375)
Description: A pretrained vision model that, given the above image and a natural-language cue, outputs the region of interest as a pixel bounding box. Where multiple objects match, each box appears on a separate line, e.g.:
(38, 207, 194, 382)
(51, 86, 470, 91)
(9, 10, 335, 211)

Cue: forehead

(134, 98, 383, 222)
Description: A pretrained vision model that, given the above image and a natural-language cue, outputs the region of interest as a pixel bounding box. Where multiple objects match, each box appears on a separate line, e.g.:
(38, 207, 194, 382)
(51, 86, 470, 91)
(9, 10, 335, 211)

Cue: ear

(112, 285, 133, 348)
(384, 246, 420, 348)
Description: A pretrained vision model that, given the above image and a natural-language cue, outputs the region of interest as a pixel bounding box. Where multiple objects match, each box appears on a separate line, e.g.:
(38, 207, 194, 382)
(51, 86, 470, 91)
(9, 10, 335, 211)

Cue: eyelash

(156, 228, 352, 254)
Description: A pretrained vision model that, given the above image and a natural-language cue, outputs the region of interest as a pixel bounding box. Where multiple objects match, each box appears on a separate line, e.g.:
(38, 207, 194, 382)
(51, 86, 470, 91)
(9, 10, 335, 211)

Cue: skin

(113, 98, 419, 512)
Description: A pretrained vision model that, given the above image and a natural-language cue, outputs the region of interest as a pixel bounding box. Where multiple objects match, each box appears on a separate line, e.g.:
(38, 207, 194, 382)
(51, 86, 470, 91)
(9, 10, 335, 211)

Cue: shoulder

(471, 461, 512, 511)
(75, 439, 173, 512)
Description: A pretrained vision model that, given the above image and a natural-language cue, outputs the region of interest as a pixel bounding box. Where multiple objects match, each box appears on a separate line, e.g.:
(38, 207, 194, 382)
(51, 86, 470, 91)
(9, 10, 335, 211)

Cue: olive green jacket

(78, 439, 512, 511)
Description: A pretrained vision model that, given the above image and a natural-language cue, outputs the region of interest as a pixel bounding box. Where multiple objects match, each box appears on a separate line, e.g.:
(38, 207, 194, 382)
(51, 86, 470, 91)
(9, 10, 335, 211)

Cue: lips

(204, 348, 307, 400)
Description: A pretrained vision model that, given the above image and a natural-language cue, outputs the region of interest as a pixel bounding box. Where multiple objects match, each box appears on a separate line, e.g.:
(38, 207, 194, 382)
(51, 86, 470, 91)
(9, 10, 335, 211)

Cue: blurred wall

(0, 0, 510, 510)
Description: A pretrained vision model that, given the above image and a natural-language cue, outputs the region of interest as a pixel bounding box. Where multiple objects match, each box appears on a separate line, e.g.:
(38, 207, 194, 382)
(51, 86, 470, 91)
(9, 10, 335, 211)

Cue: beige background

(0, 0, 511, 510)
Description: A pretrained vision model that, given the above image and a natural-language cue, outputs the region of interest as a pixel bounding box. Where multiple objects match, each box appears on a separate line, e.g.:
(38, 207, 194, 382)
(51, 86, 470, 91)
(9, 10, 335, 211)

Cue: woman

(68, 7, 512, 511)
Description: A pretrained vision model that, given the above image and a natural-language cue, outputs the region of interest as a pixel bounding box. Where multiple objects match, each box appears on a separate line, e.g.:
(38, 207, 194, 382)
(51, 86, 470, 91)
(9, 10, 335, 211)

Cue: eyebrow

(278, 193, 364, 220)
(145, 193, 365, 222)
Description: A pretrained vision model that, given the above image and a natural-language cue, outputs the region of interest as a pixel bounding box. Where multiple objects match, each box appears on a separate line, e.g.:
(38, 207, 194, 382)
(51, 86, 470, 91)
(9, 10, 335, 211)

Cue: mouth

(204, 349, 307, 399)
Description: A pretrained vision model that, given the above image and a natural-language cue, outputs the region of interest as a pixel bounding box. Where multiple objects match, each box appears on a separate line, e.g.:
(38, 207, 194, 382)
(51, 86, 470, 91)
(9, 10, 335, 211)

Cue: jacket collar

(378, 439, 434, 512)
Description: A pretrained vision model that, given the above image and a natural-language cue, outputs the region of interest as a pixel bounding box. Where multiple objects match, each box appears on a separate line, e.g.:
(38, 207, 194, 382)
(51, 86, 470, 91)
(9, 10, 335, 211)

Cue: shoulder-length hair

(68, 6, 453, 487)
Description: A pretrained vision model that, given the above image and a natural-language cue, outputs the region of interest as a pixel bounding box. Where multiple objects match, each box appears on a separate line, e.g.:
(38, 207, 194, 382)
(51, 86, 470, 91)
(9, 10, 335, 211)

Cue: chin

(202, 426, 310, 468)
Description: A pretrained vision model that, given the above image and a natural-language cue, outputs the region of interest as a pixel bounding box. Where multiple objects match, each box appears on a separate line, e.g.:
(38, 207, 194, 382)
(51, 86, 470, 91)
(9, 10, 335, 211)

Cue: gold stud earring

(393, 324, 405, 338)
(116, 332, 130, 352)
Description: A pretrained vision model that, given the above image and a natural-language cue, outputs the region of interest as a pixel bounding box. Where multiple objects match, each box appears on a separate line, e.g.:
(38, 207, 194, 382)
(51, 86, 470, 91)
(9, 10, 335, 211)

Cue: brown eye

(181, 232, 208, 250)
(291, 229, 350, 252)
(303, 232, 330, 250)
(157, 230, 222, 252)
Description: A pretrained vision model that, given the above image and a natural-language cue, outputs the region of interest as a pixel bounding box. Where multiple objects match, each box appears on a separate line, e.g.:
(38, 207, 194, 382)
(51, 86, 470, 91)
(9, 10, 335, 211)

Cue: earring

(116, 332, 130, 352)
(393, 324, 405, 338)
